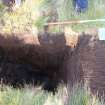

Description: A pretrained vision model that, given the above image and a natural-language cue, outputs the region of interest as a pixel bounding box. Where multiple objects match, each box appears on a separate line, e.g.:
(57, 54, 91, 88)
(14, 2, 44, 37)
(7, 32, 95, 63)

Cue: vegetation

(0, 84, 104, 105)
(68, 85, 104, 105)
(0, 85, 66, 105)
(0, 0, 105, 33)
(0, 0, 43, 33)
(41, 0, 105, 32)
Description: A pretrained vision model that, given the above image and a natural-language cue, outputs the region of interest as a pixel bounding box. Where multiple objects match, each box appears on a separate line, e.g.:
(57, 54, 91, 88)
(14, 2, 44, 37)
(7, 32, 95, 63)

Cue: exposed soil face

(0, 31, 105, 99)
(67, 33, 105, 99)
(0, 32, 71, 92)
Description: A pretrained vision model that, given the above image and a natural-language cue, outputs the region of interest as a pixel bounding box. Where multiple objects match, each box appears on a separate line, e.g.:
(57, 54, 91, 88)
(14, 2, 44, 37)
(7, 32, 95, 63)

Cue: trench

(0, 32, 71, 93)
(0, 31, 105, 99)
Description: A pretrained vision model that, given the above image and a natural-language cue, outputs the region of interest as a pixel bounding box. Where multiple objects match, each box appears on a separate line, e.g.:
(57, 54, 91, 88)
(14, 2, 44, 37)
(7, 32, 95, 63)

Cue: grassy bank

(39, 0, 105, 32)
(56, 0, 105, 32)
(0, 0, 105, 33)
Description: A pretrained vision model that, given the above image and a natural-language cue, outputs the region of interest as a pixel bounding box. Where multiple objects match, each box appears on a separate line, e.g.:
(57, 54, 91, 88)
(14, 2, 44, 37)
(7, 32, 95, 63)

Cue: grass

(0, 85, 67, 105)
(40, 0, 105, 32)
(0, 0, 105, 33)
(68, 85, 104, 105)
(0, 0, 43, 33)
(0, 84, 104, 105)
(58, 0, 105, 32)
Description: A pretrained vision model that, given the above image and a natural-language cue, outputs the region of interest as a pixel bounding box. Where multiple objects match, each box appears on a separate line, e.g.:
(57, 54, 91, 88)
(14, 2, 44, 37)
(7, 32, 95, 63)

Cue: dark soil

(0, 31, 105, 99)
(0, 32, 71, 93)
(67, 32, 105, 99)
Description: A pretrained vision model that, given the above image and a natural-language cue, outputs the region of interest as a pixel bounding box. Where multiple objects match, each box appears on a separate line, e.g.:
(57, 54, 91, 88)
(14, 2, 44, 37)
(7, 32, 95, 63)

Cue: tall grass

(42, 0, 105, 32)
(58, 0, 105, 20)
(0, 85, 66, 105)
(58, 0, 103, 32)
(68, 85, 104, 105)
(0, 0, 105, 32)
(0, 0, 43, 33)
(0, 84, 104, 105)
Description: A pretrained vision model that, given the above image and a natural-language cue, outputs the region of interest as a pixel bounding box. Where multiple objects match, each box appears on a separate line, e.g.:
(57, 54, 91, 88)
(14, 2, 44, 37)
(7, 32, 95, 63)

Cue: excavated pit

(0, 30, 105, 99)
(0, 32, 71, 92)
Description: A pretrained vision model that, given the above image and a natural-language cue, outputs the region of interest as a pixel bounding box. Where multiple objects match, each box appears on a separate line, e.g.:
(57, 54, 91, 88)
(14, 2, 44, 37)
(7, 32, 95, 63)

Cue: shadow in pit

(0, 32, 71, 93)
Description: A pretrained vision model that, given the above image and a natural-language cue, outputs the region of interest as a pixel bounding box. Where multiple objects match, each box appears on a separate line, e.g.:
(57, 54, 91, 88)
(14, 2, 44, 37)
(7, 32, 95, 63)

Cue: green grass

(0, 84, 104, 105)
(0, 85, 66, 105)
(68, 85, 104, 105)
(40, 0, 105, 32)
(0, 0, 43, 33)
(58, 0, 105, 31)
(0, 0, 105, 33)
